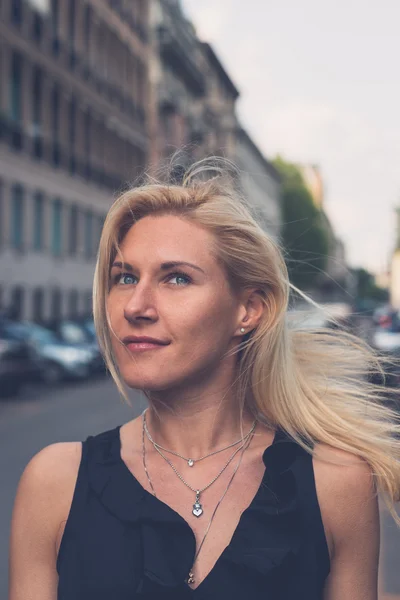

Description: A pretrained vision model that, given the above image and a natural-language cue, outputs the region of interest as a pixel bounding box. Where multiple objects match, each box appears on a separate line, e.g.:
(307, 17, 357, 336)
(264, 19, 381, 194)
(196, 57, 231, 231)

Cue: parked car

(372, 304, 393, 327)
(0, 320, 45, 396)
(13, 322, 97, 383)
(45, 319, 104, 374)
(370, 321, 400, 388)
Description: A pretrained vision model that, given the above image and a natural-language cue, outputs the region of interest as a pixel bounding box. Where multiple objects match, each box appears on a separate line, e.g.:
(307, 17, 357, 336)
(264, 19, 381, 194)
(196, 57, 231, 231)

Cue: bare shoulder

(13, 441, 82, 540)
(9, 442, 82, 599)
(312, 442, 376, 501)
(312, 442, 378, 560)
(20, 441, 82, 496)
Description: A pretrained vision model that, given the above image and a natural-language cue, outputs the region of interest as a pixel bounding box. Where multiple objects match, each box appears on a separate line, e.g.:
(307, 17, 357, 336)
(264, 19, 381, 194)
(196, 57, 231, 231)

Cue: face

(107, 214, 247, 392)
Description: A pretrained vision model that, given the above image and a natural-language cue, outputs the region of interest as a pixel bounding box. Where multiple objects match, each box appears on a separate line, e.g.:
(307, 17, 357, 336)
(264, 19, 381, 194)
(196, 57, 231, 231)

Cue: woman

(8, 160, 400, 599)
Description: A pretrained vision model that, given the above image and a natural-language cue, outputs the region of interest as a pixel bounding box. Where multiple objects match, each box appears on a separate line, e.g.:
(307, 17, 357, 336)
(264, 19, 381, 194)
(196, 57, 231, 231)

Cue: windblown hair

(93, 157, 400, 525)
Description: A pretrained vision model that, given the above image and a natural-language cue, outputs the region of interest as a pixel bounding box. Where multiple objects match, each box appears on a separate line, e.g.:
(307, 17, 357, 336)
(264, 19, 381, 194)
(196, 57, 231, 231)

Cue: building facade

(149, 0, 206, 166)
(298, 162, 351, 297)
(150, 1, 282, 239)
(234, 127, 282, 240)
(0, 0, 150, 321)
(390, 208, 400, 309)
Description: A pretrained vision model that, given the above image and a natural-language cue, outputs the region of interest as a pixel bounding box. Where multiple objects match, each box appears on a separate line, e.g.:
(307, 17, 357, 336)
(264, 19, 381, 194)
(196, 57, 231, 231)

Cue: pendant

(192, 491, 203, 517)
(188, 459, 194, 467)
(187, 570, 195, 585)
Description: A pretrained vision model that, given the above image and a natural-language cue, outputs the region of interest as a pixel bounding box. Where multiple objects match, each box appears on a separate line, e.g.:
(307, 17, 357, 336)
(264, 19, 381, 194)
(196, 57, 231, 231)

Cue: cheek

(106, 295, 125, 349)
(175, 292, 236, 347)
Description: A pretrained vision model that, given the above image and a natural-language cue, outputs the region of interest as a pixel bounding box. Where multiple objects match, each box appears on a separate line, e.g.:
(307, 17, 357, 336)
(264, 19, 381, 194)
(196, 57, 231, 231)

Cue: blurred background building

(0, 0, 282, 322)
(0, 0, 150, 321)
(149, 0, 281, 236)
(298, 162, 353, 299)
(390, 208, 400, 309)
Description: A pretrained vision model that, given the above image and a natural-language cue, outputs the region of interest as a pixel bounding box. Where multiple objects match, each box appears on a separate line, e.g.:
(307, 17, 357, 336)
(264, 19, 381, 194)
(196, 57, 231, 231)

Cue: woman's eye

(168, 273, 192, 286)
(117, 273, 136, 285)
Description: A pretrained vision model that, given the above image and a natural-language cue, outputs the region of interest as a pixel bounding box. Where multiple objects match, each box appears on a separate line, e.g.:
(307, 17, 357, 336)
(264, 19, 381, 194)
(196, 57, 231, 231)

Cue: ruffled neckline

(87, 424, 306, 595)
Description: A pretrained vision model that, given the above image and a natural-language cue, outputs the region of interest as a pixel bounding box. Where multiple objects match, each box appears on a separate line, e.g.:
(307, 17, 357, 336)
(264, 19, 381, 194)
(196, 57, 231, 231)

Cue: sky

(183, 0, 400, 275)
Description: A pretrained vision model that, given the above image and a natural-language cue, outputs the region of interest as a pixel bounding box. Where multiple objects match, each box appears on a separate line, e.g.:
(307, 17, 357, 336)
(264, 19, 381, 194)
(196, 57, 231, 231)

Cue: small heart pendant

(188, 459, 194, 467)
(192, 506, 203, 517)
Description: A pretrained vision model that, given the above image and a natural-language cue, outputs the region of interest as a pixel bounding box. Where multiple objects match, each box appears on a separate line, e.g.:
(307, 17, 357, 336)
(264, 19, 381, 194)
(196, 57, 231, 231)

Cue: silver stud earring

(240, 327, 246, 334)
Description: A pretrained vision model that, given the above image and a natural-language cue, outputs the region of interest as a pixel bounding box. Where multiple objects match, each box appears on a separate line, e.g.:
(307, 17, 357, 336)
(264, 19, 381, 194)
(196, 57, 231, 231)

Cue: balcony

(158, 26, 205, 96)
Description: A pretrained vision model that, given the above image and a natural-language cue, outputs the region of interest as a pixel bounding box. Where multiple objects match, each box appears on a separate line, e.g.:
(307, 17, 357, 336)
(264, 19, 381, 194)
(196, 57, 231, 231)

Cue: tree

(273, 157, 329, 289)
(354, 268, 389, 304)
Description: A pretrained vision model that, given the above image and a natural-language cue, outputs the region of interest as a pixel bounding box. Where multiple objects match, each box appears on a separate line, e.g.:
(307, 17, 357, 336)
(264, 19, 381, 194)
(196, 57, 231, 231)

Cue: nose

(123, 282, 158, 323)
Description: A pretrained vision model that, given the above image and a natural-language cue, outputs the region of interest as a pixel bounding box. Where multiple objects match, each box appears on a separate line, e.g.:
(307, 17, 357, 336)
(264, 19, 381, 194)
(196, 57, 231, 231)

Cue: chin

(121, 370, 178, 393)
(121, 364, 201, 394)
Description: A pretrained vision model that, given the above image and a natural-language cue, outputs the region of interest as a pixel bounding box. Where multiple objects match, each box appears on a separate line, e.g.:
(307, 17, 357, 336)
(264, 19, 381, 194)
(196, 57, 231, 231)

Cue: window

(68, 289, 78, 318)
(83, 4, 92, 53)
(68, 97, 76, 173)
(51, 198, 62, 256)
(51, 0, 60, 55)
(32, 11, 43, 43)
(84, 110, 91, 159)
(0, 179, 3, 249)
(51, 0, 59, 34)
(10, 286, 24, 320)
(68, 204, 78, 255)
(10, 52, 22, 122)
(51, 85, 60, 138)
(68, 0, 76, 41)
(33, 191, 44, 251)
(11, 184, 24, 250)
(51, 85, 60, 165)
(84, 210, 93, 258)
(51, 287, 62, 320)
(11, 0, 23, 27)
(32, 68, 42, 128)
(83, 289, 92, 316)
(32, 287, 44, 323)
(68, 0, 77, 68)
(32, 67, 43, 158)
(84, 110, 92, 178)
(97, 214, 105, 245)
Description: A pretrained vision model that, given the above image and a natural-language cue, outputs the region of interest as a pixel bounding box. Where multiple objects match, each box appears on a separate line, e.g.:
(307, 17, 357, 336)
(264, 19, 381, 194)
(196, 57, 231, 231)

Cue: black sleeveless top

(56, 425, 331, 599)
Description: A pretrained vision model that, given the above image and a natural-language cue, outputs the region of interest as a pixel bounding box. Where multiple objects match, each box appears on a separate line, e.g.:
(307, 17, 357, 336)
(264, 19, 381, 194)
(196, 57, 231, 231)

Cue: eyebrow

(111, 261, 206, 274)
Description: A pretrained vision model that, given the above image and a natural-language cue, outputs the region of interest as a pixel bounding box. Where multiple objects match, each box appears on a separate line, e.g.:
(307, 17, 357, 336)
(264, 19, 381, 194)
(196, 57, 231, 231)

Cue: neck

(145, 390, 255, 458)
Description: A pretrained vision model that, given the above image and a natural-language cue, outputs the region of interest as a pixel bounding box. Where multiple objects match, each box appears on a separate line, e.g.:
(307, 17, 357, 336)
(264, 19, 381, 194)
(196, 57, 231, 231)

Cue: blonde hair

(93, 158, 400, 525)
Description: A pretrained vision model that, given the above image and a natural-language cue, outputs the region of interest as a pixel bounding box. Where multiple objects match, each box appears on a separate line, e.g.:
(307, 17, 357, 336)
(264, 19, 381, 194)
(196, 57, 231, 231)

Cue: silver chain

(141, 411, 255, 586)
(143, 409, 256, 496)
(143, 410, 256, 466)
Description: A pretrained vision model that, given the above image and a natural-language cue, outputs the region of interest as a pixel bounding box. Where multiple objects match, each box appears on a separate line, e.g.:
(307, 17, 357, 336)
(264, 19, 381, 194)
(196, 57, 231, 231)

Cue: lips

(122, 336, 170, 346)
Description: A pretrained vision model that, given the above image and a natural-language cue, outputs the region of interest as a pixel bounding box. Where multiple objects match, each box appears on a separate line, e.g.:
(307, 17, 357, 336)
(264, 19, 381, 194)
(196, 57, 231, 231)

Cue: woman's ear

(237, 289, 264, 334)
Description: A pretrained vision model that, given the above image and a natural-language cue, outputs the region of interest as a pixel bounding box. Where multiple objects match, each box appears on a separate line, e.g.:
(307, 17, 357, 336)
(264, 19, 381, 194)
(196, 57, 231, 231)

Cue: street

(0, 377, 399, 599)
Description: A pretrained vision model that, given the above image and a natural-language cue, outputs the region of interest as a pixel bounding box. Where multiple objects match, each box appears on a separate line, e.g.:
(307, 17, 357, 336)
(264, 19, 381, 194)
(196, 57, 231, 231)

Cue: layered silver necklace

(141, 410, 255, 587)
(143, 412, 254, 468)
(142, 409, 256, 518)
